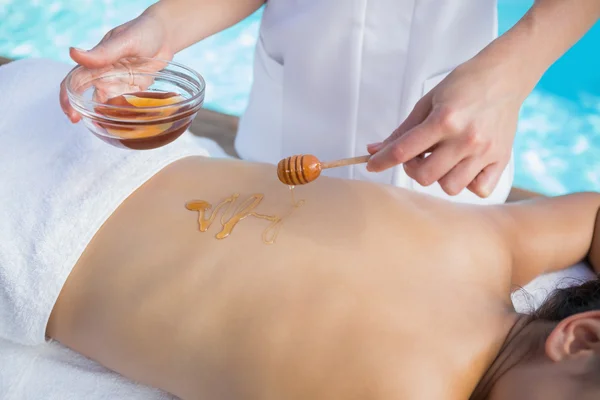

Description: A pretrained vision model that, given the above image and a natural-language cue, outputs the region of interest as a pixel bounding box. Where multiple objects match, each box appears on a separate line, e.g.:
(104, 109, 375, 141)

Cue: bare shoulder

(380, 189, 516, 300)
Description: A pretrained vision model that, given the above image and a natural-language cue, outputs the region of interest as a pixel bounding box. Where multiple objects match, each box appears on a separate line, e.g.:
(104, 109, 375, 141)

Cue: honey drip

(186, 192, 304, 244)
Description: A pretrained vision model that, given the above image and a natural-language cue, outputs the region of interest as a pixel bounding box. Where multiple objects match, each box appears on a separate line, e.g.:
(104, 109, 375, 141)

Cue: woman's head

(486, 276, 600, 400)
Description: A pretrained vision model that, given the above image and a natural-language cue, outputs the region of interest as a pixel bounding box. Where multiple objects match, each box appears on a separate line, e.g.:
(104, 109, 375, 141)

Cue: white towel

(0, 57, 226, 399)
(511, 263, 596, 314)
(0, 337, 176, 400)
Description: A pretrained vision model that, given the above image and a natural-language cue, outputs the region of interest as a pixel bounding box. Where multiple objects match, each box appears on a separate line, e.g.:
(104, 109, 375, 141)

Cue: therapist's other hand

(60, 11, 174, 123)
(366, 57, 525, 198)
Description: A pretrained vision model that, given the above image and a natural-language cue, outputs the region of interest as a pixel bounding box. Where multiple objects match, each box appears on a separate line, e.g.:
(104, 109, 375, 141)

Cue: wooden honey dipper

(277, 154, 371, 185)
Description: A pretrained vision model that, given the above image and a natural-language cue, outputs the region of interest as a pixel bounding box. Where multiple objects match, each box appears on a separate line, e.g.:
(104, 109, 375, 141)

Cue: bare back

(48, 156, 519, 399)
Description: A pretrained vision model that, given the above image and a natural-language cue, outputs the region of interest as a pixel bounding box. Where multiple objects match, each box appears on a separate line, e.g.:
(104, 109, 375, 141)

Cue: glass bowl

(65, 57, 205, 150)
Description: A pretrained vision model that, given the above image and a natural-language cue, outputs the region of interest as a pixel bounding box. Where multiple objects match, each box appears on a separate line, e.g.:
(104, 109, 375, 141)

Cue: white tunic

(236, 0, 513, 204)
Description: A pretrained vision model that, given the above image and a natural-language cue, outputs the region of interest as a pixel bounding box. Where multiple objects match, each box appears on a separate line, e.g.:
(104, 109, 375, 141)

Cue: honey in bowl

(93, 91, 195, 150)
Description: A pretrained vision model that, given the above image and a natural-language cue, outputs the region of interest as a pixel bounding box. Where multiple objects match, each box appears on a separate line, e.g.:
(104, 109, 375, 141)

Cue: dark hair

(470, 276, 600, 400)
(532, 275, 600, 322)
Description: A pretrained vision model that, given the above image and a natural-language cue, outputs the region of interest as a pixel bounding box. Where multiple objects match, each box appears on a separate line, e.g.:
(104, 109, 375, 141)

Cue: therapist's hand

(366, 55, 527, 198)
(59, 11, 174, 123)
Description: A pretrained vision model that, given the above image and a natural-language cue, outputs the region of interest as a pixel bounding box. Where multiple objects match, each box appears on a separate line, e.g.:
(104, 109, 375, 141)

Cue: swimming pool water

(1, 0, 598, 195)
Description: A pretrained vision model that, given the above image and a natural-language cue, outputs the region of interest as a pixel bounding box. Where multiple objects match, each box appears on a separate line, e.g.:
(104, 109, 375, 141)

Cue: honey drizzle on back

(186, 189, 304, 244)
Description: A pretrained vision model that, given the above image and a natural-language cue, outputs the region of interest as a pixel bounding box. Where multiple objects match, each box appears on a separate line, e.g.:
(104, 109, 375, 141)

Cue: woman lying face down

(43, 155, 600, 400)
(2, 56, 597, 400)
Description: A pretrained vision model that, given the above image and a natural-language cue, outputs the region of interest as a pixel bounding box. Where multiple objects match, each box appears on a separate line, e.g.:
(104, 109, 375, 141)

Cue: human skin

(59, 0, 266, 122)
(47, 156, 600, 400)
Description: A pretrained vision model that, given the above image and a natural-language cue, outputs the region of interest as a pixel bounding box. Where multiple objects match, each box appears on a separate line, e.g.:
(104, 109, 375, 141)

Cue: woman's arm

(491, 192, 600, 288)
(147, 0, 266, 53)
(366, 1, 600, 197)
(483, 0, 600, 95)
(506, 187, 543, 203)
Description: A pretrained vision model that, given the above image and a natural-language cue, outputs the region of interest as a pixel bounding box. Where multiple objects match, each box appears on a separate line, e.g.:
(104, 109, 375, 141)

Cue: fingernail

(366, 158, 377, 172)
(71, 47, 87, 53)
(367, 142, 384, 152)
